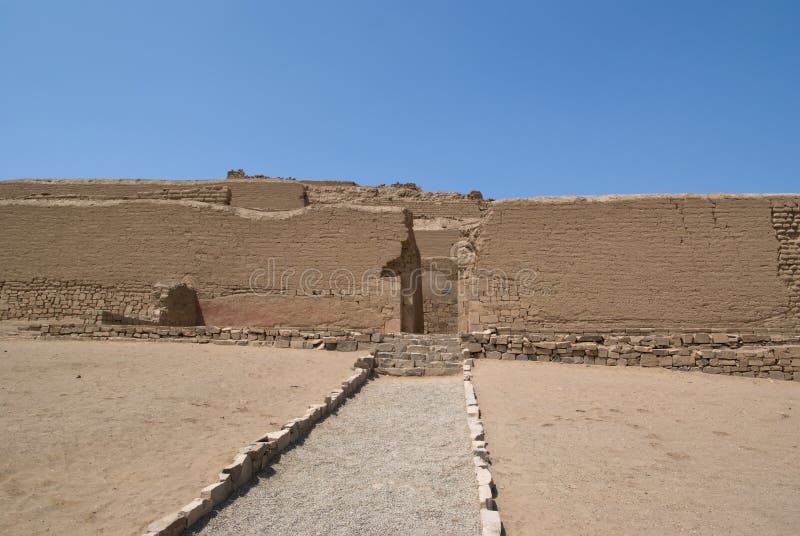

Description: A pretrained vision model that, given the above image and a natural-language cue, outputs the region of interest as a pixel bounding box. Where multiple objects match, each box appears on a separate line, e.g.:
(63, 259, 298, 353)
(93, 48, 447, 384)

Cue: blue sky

(0, 1, 797, 199)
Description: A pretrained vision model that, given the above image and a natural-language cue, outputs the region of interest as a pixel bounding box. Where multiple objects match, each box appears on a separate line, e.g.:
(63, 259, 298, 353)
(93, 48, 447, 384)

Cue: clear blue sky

(1, 1, 797, 198)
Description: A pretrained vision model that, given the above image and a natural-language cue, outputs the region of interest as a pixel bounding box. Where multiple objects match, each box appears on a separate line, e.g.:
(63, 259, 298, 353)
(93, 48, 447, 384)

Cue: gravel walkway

(189, 377, 479, 536)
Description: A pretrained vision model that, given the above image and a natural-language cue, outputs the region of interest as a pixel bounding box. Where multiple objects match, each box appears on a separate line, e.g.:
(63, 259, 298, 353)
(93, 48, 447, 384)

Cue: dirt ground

(473, 360, 800, 536)
(0, 339, 360, 536)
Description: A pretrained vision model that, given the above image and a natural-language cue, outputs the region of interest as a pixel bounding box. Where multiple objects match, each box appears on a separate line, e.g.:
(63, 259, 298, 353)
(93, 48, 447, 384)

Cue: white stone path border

(142, 356, 376, 536)
(464, 359, 504, 536)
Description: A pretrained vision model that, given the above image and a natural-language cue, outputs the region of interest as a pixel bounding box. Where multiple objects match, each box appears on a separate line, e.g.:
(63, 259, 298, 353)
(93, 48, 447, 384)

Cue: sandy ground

(473, 361, 800, 536)
(191, 377, 480, 536)
(0, 339, 360, 536)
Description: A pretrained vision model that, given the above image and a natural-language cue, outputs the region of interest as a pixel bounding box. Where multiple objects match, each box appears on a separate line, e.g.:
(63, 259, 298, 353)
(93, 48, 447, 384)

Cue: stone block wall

(0, 200, 420, 331)
(0, 279, 153, 321)
(459, 329, 800, 381)
(463, 195, 800, 332)
(773, 202, 800, 317)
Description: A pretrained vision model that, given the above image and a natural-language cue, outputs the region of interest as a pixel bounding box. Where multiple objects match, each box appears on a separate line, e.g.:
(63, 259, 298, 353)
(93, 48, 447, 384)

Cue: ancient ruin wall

(0, 178, 307, 211)
(0, 200, 418, 330)
(305, 183, 487, 221)
(465, 195, 800, 332)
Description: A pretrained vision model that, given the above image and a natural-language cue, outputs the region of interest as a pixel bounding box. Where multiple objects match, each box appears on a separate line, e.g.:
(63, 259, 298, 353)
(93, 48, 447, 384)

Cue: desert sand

(0, 339, 360, 536)
(473, 360, 800, 536)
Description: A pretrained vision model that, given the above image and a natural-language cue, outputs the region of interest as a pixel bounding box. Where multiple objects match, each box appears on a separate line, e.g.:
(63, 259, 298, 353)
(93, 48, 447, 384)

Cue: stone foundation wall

(460, 330, 800, 381)
(30, 322, 382, 350)
(0, 279, 153, 321)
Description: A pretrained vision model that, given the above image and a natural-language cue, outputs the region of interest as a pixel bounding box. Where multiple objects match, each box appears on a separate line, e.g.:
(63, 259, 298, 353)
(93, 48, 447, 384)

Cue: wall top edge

(0, 198, 408, 219)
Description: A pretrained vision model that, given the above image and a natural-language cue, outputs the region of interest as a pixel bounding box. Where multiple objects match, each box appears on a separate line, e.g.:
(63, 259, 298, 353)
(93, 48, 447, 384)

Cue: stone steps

(372, 333, 465, 376)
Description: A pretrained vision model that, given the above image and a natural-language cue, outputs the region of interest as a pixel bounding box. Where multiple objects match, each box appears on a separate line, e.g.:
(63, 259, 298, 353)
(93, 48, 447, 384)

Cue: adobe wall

(0, 200, 418, 331)
(463, 194, 800, 332)
(305, 183, 487, 222)
(304, 182, 483, 334)
(0, 178, 307, 211)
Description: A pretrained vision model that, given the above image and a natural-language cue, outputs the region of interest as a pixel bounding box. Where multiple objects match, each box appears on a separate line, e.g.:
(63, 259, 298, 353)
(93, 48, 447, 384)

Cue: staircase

(371, 333, 465, 376)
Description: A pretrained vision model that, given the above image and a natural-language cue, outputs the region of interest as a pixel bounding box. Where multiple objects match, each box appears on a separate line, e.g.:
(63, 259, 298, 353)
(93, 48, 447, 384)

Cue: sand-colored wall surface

(470, 195, 800, 331)
(0, 178, 307, 211)
(305, 183, 487, 221)
(0, 340, 360, 536)
(414, 229, 461, 258)
(473, 360, 800, 535)
(0, 200, 415, 329)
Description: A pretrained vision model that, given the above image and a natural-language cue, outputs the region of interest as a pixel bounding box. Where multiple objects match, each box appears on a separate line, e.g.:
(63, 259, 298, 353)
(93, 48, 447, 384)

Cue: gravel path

(189, 377, 479, 536)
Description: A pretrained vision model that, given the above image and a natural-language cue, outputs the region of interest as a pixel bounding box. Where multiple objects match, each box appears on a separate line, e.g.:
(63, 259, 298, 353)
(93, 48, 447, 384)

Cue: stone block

(425, 367, 460, 376)
(711, 333, 729, 345)
(264, 429, 291, 452)
(673, 354, 696, 367)
(200, 479, 231, 506)
(354, 355, 375, 369)
(478, 484, 496, 510)
(465, 342, 483, 353)
(337, 340, 358, 352)
(180, 498, 212, 527)
(222, 453, 253, 489)
(693, 333, 711, 344)
(147, 512, 187, 536)
(481, 508, 502, 536)
(640, 353, 658, 367)
(476, 466, 493, 486)
(240, 442, 269, 469)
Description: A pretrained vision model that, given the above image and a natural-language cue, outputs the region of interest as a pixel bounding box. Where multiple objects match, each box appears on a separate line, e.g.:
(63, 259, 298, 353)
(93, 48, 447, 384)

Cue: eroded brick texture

(466, 195, 800, 332)
(305, 183, 487, 221)
(0, 200, 417, 330)
(772, 202, 800, 319)
(0, 178, 305, 211)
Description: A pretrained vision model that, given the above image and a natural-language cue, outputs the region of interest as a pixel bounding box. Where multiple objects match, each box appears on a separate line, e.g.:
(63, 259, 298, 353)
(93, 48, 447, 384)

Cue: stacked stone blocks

(460, 330, 800, 380)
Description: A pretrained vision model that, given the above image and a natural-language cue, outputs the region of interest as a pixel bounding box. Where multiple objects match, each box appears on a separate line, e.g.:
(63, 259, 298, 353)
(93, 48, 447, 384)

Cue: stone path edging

(463, 359, 504, 536)
(142, 356, 376, 536)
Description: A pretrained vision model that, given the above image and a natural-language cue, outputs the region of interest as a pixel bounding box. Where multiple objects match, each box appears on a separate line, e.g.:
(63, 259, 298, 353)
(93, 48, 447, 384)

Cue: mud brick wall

(0, 178, 306, 211)
(0, 200, 418, 330)
(305, 183, 487, 221)
(414, 229, 461, 258)
(421, 258, 458, 334)
(3, 184, 231, 204)
(465, 195, 800, 332)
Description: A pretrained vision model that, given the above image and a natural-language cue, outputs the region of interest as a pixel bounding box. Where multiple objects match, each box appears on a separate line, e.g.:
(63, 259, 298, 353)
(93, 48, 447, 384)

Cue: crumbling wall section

(305, 182, 487, 222)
